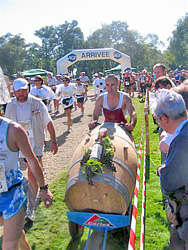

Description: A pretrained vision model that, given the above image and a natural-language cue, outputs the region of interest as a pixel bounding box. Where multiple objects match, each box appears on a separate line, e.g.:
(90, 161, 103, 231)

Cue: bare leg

(65, 109, 72, 132)
(77, 103, 84, 114)
(2, 207, 26, 250)
(19, 230, 31, 250)
(27, 163, 38, 220)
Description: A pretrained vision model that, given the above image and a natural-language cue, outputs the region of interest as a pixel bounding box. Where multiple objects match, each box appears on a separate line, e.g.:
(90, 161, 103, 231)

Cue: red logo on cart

(85, 214, 115, 227)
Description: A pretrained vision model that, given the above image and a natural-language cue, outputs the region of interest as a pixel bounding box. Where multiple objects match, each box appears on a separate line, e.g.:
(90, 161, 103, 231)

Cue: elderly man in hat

(5, 78, 58, 222)
(154, 89, 188, 249)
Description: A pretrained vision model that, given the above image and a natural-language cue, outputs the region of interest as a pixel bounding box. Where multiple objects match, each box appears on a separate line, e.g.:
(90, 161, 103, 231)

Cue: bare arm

(88, 95, 103, 129)
(9, 123, 53, 207)
(84, 85, 88, 94)
(47, 121, 58, 155)
(124, 95, 137, 131)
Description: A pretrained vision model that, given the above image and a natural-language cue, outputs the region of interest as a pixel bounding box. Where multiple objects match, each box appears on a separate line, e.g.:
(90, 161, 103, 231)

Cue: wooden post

(144, 89, 150, 181)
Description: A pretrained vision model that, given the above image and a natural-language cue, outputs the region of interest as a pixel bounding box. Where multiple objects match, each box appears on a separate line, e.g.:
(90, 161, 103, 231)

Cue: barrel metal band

(66, 173, 130, 206)
(68, 157, 83, 172)
(112, 157, 136, 184)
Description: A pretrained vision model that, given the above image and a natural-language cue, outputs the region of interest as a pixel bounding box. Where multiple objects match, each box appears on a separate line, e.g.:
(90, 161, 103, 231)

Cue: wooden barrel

(65, 122, 138, 215)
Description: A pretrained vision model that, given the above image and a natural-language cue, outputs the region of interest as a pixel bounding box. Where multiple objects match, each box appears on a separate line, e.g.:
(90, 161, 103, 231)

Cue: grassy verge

(0, 96, 170, 249)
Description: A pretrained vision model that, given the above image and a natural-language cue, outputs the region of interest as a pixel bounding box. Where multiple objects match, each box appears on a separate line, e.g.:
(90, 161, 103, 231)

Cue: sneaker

(81, 112, 84, 116)
(54, 110, 59, 115)
(67, 127, 70, 133)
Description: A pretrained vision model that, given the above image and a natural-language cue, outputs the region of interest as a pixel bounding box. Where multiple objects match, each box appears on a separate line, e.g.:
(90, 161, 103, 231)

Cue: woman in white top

(30, 75, 54, 112)
(56, 76, 76, 133)
(74, 78, 87, 115)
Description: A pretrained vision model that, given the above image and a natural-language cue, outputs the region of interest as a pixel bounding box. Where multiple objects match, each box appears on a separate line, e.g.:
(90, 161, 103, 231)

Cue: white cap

(13, 78, 28, 91)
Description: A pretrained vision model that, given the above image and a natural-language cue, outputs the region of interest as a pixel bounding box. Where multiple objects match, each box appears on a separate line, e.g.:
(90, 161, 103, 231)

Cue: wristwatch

(40, 184, 49, 190)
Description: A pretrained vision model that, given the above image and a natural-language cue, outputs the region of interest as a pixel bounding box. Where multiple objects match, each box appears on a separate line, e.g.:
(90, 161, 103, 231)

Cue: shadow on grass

(66, 237, 86, 250)
(66, 228, 129, 250)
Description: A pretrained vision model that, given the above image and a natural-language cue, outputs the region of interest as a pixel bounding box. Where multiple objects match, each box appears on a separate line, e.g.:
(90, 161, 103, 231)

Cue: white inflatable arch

(56, 48, 131, 74)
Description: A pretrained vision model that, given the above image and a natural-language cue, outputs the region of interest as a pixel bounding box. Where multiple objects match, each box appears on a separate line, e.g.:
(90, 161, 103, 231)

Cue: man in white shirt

(5, 78, 58, 221)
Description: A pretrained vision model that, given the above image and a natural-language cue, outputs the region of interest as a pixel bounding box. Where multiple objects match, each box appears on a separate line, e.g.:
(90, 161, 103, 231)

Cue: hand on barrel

(88, 120, 98, 130)
(124, 122, 134, 132)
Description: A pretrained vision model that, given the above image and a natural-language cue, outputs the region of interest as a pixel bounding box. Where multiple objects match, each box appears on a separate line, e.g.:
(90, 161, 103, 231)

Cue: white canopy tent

(56, 48, 131, 74)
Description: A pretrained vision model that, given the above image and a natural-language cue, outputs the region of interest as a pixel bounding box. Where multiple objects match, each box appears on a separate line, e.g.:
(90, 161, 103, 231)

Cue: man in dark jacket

(154, 89, 188, 249)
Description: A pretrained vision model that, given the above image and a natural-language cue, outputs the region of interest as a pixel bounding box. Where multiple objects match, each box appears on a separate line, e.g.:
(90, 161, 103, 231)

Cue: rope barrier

(140, 140, 146, 250)
(128, 119, 144, 250)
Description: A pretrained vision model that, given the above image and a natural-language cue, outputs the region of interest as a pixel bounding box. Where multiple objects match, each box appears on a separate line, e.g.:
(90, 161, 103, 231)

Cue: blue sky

(0, 0, 187, 49)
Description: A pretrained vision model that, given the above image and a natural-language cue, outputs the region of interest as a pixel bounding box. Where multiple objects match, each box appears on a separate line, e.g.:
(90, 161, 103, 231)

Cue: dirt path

(41, 89, 98, 183)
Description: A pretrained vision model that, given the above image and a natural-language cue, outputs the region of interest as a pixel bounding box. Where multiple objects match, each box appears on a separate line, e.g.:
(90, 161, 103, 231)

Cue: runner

(129, 72, 135, 98)
(89, 74, 137, 132)
(30, 75, 54, 112)
(123, 71, 131, 96)
(80, 72, 90, 101)
(0, 116, 53, 250)
(54, 75, 63, 114)
(74, 77, 87, 116)
(56, 76, 76, 133)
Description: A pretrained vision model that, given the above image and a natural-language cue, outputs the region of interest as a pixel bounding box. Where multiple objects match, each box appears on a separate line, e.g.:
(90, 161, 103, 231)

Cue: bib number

(19, 120, 34, 158)
(0, 163, 8, 193)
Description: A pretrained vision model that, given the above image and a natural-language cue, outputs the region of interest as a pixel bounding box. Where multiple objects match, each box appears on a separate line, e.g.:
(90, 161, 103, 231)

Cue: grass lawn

(0, 96, 170, 249)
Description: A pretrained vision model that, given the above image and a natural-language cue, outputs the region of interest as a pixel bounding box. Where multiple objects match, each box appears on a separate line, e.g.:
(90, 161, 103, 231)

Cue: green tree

(34, 21, 84, 72)
(0, 33, 28, 76)
(166, 13, 188, 69)
(34, 25, 57, 71)
(25, 42, 43, 69)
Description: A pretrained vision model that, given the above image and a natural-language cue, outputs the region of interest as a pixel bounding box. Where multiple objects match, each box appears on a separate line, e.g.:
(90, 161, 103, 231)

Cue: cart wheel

(69, 221, 84, 240)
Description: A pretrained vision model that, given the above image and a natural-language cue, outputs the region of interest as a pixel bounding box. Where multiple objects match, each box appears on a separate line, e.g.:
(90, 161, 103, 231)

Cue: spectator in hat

(5, 78, 58, 222)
